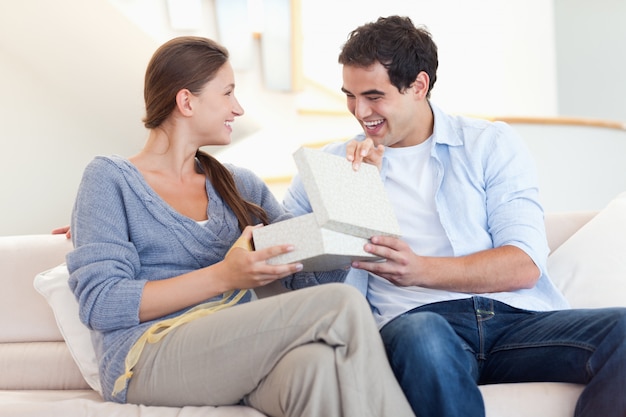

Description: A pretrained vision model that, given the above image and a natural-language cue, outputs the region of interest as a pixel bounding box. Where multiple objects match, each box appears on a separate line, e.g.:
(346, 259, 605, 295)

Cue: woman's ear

(175, 89, 194, 116)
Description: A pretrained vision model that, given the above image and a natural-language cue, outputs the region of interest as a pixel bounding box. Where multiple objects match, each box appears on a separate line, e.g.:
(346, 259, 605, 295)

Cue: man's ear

(175, 89, 194, 116)
(412, 71, 430, 99)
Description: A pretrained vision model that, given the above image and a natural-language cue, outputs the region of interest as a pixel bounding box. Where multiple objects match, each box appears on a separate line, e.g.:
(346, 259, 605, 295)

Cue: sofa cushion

(543, 210, 596, 253)
(0, 342, 89, 390)
(0, 390, 267, 417)
(479, 382, 582, 417)
(548, 192, 626, 308)
(34, 263, 102, 394)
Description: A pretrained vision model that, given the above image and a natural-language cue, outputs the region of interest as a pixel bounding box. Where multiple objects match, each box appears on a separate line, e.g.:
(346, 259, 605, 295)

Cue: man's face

(341, 62, 422, 148)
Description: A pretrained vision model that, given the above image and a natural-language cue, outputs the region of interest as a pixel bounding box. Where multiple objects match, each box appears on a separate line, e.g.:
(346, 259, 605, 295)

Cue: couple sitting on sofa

(60, 15, 626, 417)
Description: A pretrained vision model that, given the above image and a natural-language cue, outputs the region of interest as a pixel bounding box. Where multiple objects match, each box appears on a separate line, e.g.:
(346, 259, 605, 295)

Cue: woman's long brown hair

(143, 36, 269, 231)
(195, 149, 269, 230)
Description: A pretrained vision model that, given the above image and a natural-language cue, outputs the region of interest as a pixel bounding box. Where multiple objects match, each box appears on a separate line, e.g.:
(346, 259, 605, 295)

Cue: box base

(253, 214, 381, 272)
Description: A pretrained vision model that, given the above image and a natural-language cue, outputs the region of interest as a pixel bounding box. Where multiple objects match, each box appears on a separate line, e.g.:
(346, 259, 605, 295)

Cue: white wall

(511, 123, 626, 211)
(0, 0, 156, 236)
(300, 0, 558, 117)
(554, 0, 626, 122)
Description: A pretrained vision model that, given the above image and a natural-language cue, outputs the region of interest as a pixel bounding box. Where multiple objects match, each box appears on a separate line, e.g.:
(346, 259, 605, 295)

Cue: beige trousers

(126, 283, 414, 417)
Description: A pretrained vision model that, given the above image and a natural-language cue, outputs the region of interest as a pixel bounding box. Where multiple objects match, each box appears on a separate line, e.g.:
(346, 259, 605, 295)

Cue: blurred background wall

(1, 0, 624, 235)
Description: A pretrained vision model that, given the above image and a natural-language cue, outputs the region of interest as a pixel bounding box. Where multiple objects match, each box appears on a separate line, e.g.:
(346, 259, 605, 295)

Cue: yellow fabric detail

(112, 289, 248, 396)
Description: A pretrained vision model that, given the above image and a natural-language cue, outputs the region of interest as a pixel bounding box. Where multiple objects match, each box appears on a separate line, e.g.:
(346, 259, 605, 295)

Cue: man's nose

(354, 98, 371, 119)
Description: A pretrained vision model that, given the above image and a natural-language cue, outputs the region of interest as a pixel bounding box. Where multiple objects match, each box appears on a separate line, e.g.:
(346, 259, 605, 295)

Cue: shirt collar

(430, 102, 464, 147)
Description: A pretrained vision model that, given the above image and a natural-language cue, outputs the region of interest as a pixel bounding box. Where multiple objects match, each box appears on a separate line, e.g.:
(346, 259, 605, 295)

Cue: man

(283, 15, 626, 417)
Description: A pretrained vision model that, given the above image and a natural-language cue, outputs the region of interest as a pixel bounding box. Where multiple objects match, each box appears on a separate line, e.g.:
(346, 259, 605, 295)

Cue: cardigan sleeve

(66, 158, 146, 332)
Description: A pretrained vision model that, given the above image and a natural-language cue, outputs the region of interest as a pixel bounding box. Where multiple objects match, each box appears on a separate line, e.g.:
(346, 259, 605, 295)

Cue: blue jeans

(379, 296, 626, 417)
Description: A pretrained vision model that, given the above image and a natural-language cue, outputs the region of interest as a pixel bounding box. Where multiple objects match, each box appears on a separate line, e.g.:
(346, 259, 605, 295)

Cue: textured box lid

(293, 147, 400, 238)
(252, 147, 399, 271)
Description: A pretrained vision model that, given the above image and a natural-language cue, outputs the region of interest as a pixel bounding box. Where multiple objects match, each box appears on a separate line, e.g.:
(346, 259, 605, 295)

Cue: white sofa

(2, 193, 626, 417)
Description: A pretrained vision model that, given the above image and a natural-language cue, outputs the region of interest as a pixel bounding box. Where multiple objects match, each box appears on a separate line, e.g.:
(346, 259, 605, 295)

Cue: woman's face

(190, 61, 244, 147)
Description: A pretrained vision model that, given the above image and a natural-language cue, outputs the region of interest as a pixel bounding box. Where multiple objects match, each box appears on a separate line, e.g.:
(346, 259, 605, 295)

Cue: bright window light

(166, 0, 202, 30)
(248, 0, 264, 34)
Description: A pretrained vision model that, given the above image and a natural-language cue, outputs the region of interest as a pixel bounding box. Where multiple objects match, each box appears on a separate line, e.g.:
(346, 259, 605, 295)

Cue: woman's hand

(346, 138, 385, 171)
(220, 225, 303, 289)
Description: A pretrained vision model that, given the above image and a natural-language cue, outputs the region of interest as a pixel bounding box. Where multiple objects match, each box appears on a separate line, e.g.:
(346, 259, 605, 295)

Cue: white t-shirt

(368, 138, 472, 327)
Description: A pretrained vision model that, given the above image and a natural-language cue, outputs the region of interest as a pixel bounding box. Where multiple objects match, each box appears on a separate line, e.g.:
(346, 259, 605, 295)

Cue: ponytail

(195, 150, 269, 230)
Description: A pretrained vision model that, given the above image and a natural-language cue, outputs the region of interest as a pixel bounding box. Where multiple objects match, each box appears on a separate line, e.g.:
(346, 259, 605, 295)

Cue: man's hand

(352, 236, 541, 293)
(346, 138, 385, 171)
(351, 235, 421, 287)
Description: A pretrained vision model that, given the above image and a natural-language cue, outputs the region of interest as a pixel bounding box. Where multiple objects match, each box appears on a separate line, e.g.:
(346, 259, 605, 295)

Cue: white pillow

(548, 192, 626, 309)
(33, 263, 102, 394)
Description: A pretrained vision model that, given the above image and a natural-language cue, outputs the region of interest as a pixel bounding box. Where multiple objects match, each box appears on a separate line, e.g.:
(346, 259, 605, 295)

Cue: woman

(66, 36, 414, 417)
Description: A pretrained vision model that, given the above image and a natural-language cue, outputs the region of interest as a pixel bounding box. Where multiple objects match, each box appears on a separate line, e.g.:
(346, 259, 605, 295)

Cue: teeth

(364, 119, 384, 128)
(224, 121, 232, 127)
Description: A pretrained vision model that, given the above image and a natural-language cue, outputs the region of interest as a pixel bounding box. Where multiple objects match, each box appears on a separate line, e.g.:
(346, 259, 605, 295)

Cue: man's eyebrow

(340, 87, 385, 96)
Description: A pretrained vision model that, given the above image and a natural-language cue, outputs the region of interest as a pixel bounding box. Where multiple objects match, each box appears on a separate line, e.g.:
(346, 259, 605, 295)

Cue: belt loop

(473, 296, 495, 320)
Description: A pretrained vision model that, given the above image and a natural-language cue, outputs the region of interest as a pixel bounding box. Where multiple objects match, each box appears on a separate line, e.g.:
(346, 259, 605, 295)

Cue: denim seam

(492, 341, 596, 353)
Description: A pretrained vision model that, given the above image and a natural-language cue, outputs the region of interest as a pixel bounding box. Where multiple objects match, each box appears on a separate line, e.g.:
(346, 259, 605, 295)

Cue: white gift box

(252, 147, 400, 271)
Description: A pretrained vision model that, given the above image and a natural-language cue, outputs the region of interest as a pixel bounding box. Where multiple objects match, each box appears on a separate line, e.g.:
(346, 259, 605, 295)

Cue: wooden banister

(297, 108, 626, 131)
(477, 115, 626, 131)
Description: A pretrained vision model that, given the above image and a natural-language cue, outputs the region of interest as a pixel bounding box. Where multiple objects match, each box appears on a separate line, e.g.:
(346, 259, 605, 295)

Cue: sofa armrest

(0, 235, 73, 343)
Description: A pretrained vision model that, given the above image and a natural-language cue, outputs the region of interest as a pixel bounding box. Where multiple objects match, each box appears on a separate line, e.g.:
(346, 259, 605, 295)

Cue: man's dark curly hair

(338, 15, 438, 97)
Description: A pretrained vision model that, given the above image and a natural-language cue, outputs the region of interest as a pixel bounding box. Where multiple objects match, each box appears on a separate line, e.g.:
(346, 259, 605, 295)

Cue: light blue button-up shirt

(283, 103, 570, 327)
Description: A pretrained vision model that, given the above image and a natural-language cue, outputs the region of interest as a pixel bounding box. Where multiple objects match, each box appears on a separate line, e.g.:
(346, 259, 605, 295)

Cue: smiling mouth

(363, 119, 384, 130)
